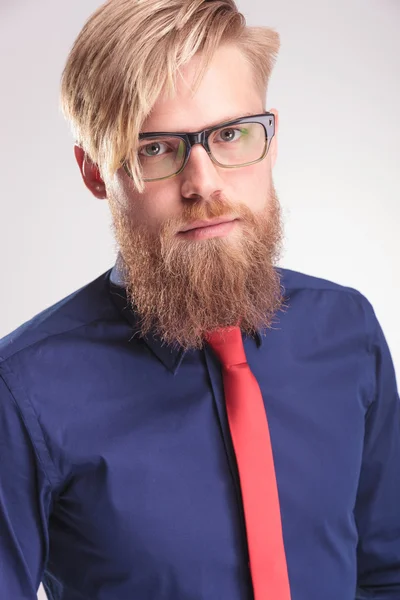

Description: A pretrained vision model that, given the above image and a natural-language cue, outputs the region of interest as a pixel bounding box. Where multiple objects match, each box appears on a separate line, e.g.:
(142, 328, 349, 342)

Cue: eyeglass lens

(137, 122, 268, 180)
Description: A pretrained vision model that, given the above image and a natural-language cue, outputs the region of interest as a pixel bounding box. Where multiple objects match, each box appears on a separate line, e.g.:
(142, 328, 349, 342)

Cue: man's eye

(214, 127, 247, 143)
(139, 142, 168, 157)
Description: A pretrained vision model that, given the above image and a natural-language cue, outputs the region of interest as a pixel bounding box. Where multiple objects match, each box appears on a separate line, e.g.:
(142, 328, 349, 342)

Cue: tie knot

(205, 325, 247, 368)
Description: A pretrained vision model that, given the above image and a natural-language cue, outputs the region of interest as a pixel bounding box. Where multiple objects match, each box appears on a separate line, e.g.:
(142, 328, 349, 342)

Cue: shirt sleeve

(355, 300, 400, 599)
(0, 371, 55, 598)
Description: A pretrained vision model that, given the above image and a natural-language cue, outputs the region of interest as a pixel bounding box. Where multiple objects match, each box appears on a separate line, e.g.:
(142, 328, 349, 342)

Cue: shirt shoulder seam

(0, 309, 117, 366)
(283, 282, 363, 297)
(0, 368, 60, 488)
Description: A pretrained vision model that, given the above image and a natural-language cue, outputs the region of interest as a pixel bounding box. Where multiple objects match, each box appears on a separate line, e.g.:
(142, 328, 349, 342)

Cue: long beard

(109, 184, 285, 351)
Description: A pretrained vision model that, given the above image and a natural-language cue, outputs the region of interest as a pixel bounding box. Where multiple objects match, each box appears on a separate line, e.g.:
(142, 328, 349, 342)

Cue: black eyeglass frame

(123, 112, 275, 182)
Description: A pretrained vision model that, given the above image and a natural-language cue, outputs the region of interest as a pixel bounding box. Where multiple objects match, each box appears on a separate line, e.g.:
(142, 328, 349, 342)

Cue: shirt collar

(108, 254, 264, 373)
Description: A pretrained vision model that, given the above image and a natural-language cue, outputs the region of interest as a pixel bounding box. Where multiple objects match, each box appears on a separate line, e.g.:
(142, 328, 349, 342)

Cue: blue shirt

(0, 263, 399, 600)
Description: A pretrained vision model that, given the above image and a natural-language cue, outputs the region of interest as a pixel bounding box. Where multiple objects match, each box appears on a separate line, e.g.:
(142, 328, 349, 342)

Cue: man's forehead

(140, 44, 261, 134)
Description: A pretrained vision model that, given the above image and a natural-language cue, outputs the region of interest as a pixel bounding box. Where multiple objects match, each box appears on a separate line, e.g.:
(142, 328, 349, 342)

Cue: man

(0, 0, 399, 598)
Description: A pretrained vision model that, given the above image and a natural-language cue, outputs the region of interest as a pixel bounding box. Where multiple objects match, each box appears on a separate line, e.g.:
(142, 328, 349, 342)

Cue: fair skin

(75, 43, 284, 351)
(75, 44, 279, 228)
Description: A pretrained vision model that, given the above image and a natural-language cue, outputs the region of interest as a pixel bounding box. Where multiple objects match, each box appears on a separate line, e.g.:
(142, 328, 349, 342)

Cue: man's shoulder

(278, 266, 364, 298)
(276, 266, 377, 333)
(0, 268, 116, 366)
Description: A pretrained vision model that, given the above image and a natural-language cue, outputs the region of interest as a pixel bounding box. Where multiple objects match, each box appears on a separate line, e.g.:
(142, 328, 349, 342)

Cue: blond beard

(108, 184, 285, 352)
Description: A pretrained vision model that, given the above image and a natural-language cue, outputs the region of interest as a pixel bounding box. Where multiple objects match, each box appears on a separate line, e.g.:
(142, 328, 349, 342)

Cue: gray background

(0, 1, 399, 597)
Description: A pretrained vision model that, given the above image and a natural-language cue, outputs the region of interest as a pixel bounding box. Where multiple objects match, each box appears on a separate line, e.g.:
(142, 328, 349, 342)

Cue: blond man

(0, 1, 399, 599)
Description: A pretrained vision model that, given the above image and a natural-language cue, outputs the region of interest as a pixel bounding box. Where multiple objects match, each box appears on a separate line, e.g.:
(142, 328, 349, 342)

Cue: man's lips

(177, 219, 239, 241)
(179, 217, 237, 232)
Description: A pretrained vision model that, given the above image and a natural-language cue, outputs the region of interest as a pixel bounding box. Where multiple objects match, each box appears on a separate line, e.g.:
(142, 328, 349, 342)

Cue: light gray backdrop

(0, 1, 399, 598)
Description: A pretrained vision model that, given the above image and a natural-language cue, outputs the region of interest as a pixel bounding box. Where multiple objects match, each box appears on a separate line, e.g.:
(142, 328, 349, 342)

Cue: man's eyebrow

(188, 111, 258, 132)
(141, 112, 261, 135)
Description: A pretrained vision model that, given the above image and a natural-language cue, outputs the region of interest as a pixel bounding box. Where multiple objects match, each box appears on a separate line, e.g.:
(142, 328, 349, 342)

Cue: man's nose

(179, 143, 223, 201)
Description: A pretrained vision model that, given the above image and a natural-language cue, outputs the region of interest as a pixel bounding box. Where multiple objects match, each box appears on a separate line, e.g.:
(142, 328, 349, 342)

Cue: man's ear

(268, 108, 279, 168)
(74, 145, 107, 200)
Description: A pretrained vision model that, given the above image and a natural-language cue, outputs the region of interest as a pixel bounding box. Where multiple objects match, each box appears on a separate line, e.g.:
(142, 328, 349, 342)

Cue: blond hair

(60, 0, 280, 193)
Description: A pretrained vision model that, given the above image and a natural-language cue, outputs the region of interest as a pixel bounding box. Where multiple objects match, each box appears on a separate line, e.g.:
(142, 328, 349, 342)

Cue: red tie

(205, 325, 291, 600)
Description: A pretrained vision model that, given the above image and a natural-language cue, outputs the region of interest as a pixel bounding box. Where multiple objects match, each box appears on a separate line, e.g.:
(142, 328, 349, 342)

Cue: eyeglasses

(123, 112, 275, 182)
